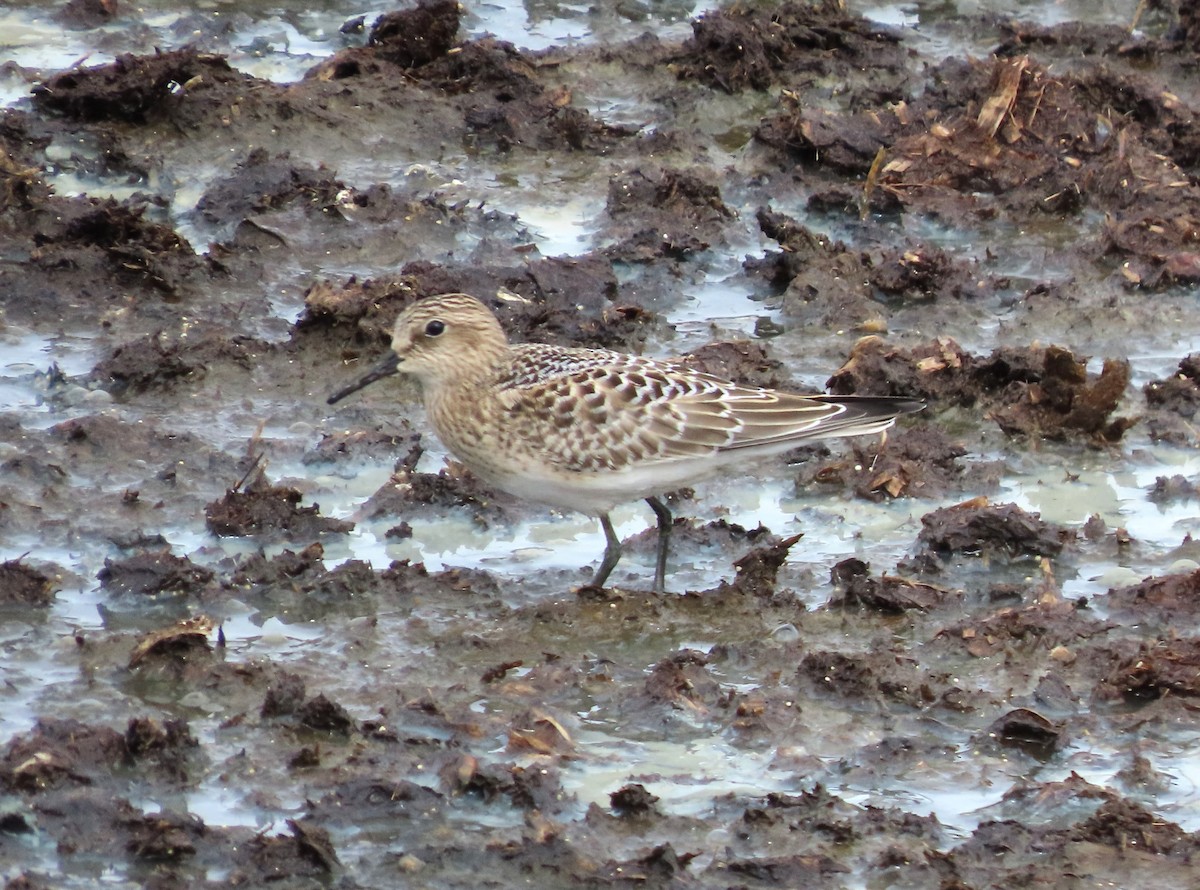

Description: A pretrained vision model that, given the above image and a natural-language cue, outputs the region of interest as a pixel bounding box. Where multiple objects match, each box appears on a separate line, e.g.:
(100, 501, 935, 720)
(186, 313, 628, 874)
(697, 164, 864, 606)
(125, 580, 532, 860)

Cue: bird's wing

(496, 348, 701, 471)
(496, 347, 904, 471)
(653, 386, 855, 455)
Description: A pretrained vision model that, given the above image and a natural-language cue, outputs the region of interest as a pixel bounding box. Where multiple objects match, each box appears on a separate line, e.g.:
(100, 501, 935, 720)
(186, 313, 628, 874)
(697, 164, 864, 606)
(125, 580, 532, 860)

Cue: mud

(204, 469, 354, 538)
(0, 560, 57, 606)
(3, 0, 1200, 887)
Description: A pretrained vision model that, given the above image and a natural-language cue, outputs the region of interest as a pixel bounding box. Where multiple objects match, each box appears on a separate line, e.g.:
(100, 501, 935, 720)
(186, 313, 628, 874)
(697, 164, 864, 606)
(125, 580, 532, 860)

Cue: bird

(328, 293, 924, 592)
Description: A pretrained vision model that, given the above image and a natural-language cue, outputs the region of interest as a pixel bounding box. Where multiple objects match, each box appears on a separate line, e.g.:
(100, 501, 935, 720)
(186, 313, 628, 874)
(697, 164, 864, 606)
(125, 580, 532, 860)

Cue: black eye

(425, 320, 445, 337)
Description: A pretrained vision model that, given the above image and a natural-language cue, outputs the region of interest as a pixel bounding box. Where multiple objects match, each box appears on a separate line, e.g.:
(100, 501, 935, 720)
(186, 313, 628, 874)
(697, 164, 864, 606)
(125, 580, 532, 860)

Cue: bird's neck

(418, 345, 507, 404)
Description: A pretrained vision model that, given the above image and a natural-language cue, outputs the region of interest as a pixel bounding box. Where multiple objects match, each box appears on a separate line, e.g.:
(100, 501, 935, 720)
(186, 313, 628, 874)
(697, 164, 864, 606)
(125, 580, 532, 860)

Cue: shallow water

(3, 0, 1200, 885)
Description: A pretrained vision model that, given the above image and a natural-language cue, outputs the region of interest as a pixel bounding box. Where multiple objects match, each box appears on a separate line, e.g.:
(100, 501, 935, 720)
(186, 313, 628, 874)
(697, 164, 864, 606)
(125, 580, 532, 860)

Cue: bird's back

(486, 342, 919, 470)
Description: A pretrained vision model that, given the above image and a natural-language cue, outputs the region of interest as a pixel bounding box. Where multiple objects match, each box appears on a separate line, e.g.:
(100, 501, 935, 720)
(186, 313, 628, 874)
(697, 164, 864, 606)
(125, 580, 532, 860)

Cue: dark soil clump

(675, 0, 908, 95)
(917, 499, 1074, 558)
(32, 49, 242, 123)
(97, 550, 214, 597)
(0, 560, 57, 605)
(204, 471, 353, 538)
(368, 0, 461, 69)
(828, 338, 1135, 441)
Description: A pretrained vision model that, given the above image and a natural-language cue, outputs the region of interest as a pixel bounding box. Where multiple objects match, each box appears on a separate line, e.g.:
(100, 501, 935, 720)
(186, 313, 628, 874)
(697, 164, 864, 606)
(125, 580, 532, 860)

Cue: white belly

(474, 451, 761, 516)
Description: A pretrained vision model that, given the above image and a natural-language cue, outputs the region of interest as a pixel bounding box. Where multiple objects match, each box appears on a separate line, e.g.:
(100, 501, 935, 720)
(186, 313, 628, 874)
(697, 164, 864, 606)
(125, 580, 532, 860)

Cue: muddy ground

(3, 0, 1200, 887)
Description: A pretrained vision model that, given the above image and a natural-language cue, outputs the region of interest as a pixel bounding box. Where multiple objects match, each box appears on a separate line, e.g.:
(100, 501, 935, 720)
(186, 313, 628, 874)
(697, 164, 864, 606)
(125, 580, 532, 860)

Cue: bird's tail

(799, 394, 925, 439)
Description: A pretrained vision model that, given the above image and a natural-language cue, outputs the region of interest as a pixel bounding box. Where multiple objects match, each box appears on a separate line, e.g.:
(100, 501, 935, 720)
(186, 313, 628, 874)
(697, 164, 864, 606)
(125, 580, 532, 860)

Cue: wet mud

(3, 0, 1200, 887)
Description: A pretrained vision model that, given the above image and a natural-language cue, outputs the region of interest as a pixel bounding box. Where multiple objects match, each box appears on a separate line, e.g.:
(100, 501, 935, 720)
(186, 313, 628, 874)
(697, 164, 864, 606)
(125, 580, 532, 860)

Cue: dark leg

(592, 513, 622, 588)
(645, 496, 672, 594)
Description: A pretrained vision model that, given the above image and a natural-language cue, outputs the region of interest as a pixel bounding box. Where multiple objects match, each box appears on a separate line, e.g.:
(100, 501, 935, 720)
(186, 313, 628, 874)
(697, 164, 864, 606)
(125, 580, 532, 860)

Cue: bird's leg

(645, 496, 672, 594)
(592, 513, 622, 588)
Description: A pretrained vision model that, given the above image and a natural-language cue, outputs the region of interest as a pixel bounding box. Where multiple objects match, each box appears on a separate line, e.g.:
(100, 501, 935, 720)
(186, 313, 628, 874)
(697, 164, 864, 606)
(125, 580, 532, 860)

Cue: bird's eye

(425, 320, 445, 337)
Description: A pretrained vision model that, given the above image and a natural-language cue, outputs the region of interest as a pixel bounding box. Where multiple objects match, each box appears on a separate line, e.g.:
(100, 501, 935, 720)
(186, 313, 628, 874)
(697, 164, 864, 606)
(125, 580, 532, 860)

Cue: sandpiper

(328, 293, 923, 592)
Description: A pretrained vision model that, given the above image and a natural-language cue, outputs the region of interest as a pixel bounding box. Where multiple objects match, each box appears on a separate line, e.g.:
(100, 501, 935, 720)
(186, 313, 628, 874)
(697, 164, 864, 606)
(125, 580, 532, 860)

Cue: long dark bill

(327, 352, 401, 405)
